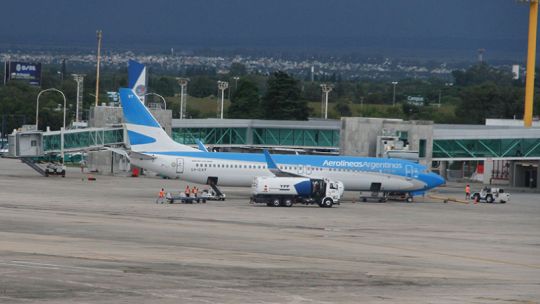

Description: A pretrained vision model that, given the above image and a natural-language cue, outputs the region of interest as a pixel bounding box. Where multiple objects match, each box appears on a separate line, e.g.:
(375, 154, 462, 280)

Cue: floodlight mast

(391, 81, 398, 107)
(320, 83, 334, 119)
(518, 0, 539, 127)
(95, 30, 102, 107)
(217, 81, 229, 119)
(177, 78, 189, 119)
(72, 74, 85, 122)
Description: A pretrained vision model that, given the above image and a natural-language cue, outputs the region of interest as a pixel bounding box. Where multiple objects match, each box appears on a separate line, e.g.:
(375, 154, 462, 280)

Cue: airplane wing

(263, 149, 304, 178)
(196, 139, 209, 152)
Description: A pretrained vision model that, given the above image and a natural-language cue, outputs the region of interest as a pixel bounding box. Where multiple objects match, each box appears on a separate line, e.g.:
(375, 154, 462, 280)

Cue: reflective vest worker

(185, 185, 191, 197)
(192, 187, 198, 197)
(157, 188, 165, 204)
(465, 184, 471, 200)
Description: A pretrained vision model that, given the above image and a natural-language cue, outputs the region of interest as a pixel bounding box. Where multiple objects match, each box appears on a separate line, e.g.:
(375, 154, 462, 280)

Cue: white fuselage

(132, 154, 426, 192)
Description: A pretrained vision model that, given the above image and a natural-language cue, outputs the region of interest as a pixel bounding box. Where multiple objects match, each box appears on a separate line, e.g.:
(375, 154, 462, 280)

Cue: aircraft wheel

(282, 199, 293, 207)
(272, 198, 281, 207)
(406, 196, 413, 203)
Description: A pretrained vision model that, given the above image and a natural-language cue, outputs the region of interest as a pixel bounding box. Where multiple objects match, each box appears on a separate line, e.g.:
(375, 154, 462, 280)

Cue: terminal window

(419, 139, 427, 158)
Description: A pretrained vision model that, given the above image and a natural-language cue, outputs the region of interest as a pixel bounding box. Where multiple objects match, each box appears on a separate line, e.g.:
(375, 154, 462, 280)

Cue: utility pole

(177, 78, 189, 119)
(519, 0, 539, 128)
(95, 30, 102, 107)
(217, 81, 229, 119)
(72, 74, 85, 122)
(320, 83, 334, 119)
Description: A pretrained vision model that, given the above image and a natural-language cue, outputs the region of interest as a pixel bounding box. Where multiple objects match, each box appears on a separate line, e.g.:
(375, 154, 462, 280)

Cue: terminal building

(6, 106, 540, 190)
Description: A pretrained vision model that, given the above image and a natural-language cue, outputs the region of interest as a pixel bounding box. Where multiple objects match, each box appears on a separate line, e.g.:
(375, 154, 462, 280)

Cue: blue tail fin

(119, 88, 199, 153)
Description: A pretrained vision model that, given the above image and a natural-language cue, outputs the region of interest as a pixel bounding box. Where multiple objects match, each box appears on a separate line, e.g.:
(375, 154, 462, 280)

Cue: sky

(0, 0, 532, 59)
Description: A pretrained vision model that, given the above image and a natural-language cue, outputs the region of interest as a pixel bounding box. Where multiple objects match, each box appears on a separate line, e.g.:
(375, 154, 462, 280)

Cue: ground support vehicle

(251, 177, 343, 208)
(471, 187, 510, 204)
(45, 163, 66, 177)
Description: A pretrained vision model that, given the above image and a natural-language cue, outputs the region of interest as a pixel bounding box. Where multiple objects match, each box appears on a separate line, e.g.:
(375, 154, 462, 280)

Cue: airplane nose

(422, 172, 445, 189)
(429, 172, 446, 188)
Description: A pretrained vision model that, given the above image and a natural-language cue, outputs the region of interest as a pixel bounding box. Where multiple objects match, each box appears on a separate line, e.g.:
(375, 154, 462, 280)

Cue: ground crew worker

(192, 186, 198, 198)
(465, 184, 471, 200)
(157, 188, 165, 204)
(185, 185, 190, 197)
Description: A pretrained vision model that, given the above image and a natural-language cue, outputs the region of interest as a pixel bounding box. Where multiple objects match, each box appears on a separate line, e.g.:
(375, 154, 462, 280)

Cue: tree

(229, 62, 247, 76)
(228, 79, 261, 118)
(452, 63, 513, 87)
(455, 83, 523, 124)
(261, 71, 309, 120)
(335, 100, 352, 117)
(189, 76, 216, 98)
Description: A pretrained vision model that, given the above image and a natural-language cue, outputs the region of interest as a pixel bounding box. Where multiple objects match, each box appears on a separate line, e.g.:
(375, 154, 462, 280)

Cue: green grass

(160, 94, 455, 121)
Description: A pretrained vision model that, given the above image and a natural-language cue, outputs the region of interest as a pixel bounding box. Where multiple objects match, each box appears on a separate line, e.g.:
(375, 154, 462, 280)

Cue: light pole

(233, 76, 240, 90)
(438, 82, 453, 108)
(176, 78, 189, 119)
(36, 88, 67, 163)
(72, 74, 85, 122)
(217, 81, 229, 119)
(144, 92, 167, 110)
(391, 81, 398, 106)
(320, 83, 334, 119)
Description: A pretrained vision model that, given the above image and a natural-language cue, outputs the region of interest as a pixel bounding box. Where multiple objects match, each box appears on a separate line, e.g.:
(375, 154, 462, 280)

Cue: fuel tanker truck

(251, 177, 344, 207)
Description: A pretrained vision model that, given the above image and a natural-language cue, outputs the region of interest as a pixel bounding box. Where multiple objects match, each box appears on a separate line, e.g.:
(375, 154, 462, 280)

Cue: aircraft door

(297, 165, 304, 175)
(176, 158, 184, 173)
(405, 165, 413, 179)
(306, 165, 312, 175)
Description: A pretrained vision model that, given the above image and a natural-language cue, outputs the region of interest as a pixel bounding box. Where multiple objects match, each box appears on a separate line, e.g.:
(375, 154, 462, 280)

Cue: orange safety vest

(159, 190, 165, 198)
(465, 186, 470, 193)
(185, 186, 190, 194)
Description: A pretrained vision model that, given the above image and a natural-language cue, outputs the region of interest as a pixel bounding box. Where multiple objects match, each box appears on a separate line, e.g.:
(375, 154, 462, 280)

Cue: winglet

(196, 139, 209, 152)
(263, 149, 278, 170)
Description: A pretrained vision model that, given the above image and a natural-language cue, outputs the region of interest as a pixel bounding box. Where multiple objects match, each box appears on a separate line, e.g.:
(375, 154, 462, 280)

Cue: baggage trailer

(251, 176, 344, 208)
(165, 188, 227, 204)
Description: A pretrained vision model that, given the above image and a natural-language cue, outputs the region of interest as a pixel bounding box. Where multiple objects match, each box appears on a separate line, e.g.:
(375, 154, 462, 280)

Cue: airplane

(118, 88, 445, 197)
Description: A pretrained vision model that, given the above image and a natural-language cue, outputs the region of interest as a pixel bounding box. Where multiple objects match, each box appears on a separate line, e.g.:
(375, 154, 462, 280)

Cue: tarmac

(0, 157, 539, 303)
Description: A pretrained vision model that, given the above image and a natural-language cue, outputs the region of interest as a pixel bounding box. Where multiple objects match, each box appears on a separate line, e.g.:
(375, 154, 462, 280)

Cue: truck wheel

(283, 199, 293, 207)
(361, 197, 367, 202)
(322, 198, 333, 208)
(272, 198, 281, 207)
(406, 196, 413, 203)
(486, 195, 494, 203)
(61, 170, 66, 177)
